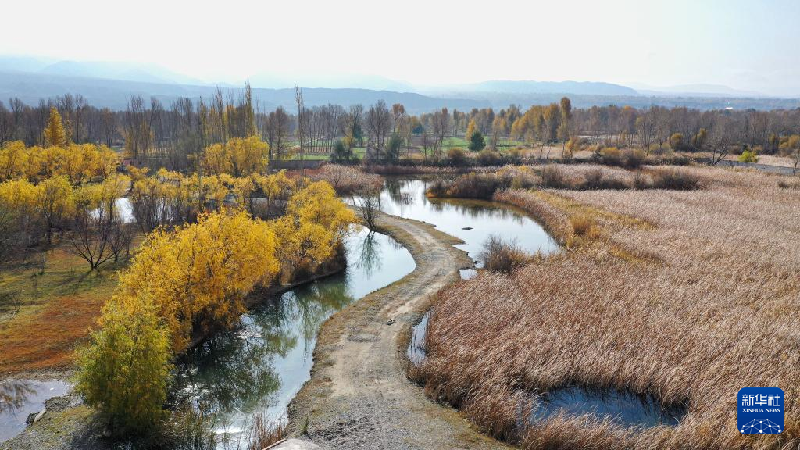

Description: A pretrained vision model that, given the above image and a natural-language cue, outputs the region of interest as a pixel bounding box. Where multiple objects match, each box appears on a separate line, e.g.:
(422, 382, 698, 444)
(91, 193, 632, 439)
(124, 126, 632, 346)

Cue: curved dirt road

(287, 213, 512, 449)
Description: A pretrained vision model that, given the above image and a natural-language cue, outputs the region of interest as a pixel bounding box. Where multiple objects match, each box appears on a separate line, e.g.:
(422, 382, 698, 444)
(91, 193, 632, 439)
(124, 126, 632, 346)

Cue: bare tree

(295, 87, 306, 173)
(708, 115, 733, 165)
(353, 190, 381, 230)
(265, 106, 290, 160)
(69, 198, 130, 271)
(431, 108, 449, 160)
(365, 100, 391, 160)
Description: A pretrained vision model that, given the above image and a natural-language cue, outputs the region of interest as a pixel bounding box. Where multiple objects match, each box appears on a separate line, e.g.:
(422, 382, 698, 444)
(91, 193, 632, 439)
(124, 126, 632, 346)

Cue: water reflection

(378, 178, 558, 265)
(407, 312, 430, 366)
(0, 380, 70, 443)
(172, 227, 415, 439)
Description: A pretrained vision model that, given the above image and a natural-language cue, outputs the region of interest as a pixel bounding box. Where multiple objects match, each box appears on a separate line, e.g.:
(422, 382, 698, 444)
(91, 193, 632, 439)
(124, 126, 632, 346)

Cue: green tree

(75, 295, 172, 434)
(386, 133, 403, 162)
(330, 140, 354, 163)
(469, 130, 485, 152)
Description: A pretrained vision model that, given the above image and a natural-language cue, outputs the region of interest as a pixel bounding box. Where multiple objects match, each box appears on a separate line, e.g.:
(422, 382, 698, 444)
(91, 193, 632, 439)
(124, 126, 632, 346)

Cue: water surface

(0, 379, 70, 443)
(172, 227, 414, 440)
(378, 178, 558, 266)
(531, 386, 686, 429)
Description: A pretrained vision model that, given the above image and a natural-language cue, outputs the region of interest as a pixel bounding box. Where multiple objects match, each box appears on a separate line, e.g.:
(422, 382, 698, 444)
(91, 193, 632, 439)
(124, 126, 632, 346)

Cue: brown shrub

(649, 168, 704, 190)
(310, 164, 383, 195)
(569, 214, 599, 239)
(477, 149, 503, 166)
(447, 147, 470, 166)
(428, 168, 538, 200)
(622, 149, 646, 169)
(479, 236, 529, 273)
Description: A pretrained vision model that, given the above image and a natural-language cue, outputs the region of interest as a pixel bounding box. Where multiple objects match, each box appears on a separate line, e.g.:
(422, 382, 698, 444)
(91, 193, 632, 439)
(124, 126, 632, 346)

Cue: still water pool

(378, 178, 559, 266)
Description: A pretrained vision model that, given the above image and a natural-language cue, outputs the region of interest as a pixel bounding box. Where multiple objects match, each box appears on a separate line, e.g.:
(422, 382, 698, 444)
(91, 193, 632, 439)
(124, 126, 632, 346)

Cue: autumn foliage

(0, 140, 117, 184)
(76, 178, 355, 432)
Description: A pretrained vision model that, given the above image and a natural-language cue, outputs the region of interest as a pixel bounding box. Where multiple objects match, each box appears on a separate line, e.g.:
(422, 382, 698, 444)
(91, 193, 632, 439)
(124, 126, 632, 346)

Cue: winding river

(170, 177, 560, 444)
(1, 176, 562, 445)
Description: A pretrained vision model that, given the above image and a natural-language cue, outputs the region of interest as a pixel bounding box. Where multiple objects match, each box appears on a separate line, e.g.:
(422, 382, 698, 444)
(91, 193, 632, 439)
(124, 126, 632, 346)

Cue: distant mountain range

(421, 80, 638, 96)
(0, 56, 798, 112)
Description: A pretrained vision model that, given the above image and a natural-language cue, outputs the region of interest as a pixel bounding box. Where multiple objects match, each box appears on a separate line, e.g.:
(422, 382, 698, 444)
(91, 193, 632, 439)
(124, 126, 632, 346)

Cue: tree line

(3, 87, 800, 168)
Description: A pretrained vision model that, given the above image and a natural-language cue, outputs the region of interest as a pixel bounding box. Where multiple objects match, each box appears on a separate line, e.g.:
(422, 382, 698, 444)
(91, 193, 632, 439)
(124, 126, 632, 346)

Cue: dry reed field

(416, 165, 800, 449)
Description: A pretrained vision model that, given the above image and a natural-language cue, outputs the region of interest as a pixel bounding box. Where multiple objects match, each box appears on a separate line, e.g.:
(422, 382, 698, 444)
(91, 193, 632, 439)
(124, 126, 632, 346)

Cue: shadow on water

(171, 226, 415, 442)
(0, 380, 70, 442)
(530, 386, 687, 429)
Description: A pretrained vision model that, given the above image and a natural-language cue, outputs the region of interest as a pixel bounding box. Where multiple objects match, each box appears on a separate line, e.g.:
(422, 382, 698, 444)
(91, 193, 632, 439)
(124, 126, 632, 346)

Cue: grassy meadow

(0, 241, 133, 374)
(415, 165, 800, 449)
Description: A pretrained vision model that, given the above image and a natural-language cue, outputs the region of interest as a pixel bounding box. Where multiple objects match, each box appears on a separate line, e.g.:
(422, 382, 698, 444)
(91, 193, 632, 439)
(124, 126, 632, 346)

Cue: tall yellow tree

(466, 119, 477, 142)
(43, 107, 67, 148)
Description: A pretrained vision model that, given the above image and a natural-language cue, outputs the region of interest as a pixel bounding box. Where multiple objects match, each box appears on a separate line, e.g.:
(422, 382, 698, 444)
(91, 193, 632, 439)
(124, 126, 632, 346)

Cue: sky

(3, 0, 800, 95)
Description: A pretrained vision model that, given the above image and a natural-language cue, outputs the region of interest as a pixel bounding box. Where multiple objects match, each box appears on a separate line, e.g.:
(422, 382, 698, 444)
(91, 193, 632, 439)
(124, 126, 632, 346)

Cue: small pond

(378, 178, 559, 268)
(171, 226, 415, 443)
(530, 386, 687, 429)
(0, 379, 71, 443)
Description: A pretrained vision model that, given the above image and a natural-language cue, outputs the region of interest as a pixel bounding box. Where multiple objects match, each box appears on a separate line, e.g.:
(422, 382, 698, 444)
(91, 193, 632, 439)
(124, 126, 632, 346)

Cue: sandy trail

(287, 213, 511, 449)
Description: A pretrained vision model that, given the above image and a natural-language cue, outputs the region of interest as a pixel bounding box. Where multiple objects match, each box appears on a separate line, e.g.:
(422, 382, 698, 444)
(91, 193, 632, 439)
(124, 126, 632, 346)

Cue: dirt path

(287, 213, 512, 450)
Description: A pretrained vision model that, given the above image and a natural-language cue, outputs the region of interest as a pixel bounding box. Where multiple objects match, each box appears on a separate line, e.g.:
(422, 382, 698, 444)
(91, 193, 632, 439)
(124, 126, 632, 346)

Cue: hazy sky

(3, 0, 800, 95)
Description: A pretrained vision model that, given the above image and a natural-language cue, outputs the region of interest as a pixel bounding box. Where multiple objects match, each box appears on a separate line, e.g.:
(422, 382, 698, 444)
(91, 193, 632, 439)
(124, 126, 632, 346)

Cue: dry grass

(245, 414, 286, 450)
(479, 236, 530, 273)
(416, 166, 800, 449)
(0, 239, 136, 375)
(308, 164, 383, 195)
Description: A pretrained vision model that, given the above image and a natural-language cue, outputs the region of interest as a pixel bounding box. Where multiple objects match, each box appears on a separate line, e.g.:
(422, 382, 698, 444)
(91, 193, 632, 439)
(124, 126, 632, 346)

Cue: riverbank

(1, 245, 351, 449)
(286, 212, 512, 449)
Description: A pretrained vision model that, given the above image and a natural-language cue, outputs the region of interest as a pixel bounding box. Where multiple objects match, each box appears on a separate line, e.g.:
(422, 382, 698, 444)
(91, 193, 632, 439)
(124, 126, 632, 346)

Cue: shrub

(633, 172, 652, 190)
(738, 148, 758, 163)
(570, 214, 600, 239)
(566, 136, 582, 159)
(599, 147, 623, 166)
(447, 147, 470, 166)
(669, 133, 685, 151)
(427, 168, 538, 200)
(310, 164, 382, 195)
(622, 149, 646, 169)
(479, 235, 529, 273)
(507, 147, 524, 164)
(540, 166, 569, 189)
(477, 149, 502, 166)
(75, 296, 172, 435)
(650, 169, 704, 190)
(582, 169, 629, 190)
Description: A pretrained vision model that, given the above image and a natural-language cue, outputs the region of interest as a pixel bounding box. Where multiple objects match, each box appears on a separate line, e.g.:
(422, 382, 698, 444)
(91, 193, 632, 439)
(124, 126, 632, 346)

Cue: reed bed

(308, 164, 383, 195)
(416, 166, 800, 449)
